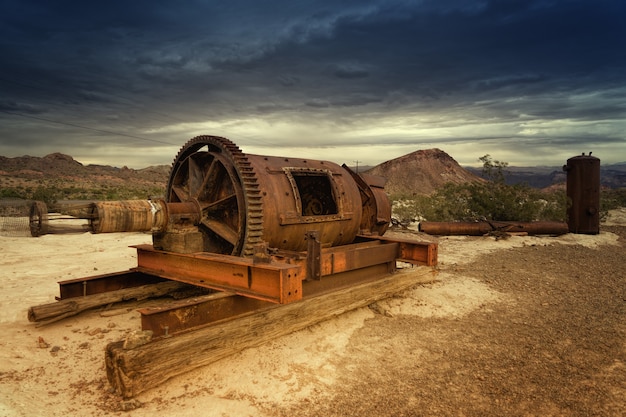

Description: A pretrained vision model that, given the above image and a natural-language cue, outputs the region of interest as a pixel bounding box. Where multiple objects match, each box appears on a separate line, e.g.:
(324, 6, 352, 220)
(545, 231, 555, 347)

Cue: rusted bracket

(305, 230, 322, 281)
(57, 270, 166, 299)
(356, 235, 438, 266)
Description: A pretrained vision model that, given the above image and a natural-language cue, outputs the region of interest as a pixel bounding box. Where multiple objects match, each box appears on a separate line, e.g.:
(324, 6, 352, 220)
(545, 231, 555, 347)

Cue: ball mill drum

(158, 135, 391, 256)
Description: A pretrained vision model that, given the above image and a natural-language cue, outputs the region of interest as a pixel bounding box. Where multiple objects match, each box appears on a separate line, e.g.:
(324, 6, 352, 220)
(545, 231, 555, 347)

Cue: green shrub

(391, 155, 568, 223)
(601, 188, 626, 212)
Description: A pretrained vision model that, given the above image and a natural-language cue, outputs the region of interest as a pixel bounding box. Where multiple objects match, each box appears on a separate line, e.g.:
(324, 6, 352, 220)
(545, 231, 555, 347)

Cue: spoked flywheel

(166, 136, 263, 256)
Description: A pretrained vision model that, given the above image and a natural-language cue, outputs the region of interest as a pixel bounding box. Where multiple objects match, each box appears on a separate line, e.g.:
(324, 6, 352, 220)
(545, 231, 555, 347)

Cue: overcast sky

(1, 0, 625, 169)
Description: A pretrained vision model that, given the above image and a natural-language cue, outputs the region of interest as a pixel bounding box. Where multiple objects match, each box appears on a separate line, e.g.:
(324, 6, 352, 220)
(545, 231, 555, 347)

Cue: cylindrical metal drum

(247, 154, 363, 252)
(165, 136, 390, 256)
(563, 153, 600, 234)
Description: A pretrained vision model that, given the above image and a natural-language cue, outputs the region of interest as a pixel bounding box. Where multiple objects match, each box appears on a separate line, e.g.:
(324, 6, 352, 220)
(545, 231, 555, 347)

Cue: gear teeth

(167, 135, 265, 257)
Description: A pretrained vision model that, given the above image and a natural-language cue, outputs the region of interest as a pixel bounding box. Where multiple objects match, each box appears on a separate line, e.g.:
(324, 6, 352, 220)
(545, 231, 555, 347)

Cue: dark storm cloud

(0, 0, 625, 167)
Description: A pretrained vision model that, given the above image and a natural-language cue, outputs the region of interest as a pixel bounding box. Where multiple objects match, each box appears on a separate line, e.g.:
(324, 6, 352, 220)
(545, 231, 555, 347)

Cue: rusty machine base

(30, 235, 436, 397)
(51, 235, 436, 336)
(26, 135, 439, 397)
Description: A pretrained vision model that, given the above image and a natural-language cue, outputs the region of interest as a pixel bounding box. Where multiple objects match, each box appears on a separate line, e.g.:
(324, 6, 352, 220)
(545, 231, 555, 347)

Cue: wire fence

(0, 199, 33, 237)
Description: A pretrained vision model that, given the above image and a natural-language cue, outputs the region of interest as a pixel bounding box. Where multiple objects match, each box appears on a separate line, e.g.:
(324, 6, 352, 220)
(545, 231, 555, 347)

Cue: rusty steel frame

(139, 292, 272, 337)
(58, 270, 166, 299)
(138, 262, 402, 338)
(133, 244, 303, 304)
(52, 236, 437, 338)
(132, 236, 436, 305)
(55, 237, 435, 303)
(357, 235, 438, 266)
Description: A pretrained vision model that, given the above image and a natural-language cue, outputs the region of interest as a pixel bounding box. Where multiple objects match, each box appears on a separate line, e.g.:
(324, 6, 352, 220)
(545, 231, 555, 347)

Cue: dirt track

(0, 219, 624, 416)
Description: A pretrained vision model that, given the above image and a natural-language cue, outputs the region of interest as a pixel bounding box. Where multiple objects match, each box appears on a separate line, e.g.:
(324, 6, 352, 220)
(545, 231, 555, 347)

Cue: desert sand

(1, 209, 625, 416)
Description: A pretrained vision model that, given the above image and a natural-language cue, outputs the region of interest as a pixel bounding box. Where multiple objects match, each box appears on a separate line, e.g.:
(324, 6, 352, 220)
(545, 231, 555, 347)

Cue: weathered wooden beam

(28, 281, 189, 326)
(105, 267, 437, 398)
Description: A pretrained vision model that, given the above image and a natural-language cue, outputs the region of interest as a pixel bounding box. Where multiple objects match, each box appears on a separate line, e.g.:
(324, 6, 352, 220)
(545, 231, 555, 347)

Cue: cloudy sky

(1, 0, 625, 169)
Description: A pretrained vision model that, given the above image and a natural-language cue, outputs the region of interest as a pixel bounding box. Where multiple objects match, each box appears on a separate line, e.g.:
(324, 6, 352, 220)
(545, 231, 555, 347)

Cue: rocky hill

(365, 148, 483, 195)
(0, 153, 170, 182)
(0, 153, 169, 201)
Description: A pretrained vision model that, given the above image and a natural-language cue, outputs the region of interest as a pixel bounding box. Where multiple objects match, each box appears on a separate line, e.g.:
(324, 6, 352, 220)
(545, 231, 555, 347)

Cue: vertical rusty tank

(563, 153, 600, 234)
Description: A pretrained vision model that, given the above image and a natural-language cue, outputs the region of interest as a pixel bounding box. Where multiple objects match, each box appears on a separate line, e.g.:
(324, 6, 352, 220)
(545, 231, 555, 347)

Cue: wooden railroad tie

(105, 267, 437, 398)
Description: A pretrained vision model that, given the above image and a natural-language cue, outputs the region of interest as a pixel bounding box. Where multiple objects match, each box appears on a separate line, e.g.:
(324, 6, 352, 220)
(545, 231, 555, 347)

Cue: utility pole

(354, 160, 361, 173)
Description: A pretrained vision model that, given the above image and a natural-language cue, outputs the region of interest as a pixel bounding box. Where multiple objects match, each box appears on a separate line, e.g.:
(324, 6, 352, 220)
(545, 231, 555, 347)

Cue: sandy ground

(0, 210, 625, 416)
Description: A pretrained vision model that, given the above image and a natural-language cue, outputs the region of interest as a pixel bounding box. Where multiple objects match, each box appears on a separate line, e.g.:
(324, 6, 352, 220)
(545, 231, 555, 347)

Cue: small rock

(37, 336, 49, 349)
(88, 328, 102, 336)
(368, 302, 394, 317)
(119, 399, 142, 411)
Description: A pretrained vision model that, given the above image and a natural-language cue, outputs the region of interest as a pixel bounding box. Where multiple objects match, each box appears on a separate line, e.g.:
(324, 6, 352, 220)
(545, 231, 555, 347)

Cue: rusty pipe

(418, 221, 569, 236)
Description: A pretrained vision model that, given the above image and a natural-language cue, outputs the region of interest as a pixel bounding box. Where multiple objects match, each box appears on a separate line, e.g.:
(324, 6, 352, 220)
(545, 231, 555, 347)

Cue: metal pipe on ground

(418, 221, 569, 236)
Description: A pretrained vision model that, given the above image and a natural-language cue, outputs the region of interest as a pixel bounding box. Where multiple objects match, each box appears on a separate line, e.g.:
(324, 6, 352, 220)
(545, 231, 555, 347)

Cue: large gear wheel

(166, 135, 263, 257)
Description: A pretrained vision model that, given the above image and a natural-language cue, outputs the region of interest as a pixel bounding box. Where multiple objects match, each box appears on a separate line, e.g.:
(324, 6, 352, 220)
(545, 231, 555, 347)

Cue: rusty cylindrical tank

(563, 153, 600, 234)
(160, 135, 391, 256)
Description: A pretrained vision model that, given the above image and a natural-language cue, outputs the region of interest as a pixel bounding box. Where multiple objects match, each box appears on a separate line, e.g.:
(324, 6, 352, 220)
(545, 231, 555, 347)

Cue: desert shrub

(31, 186, 59, 205)
(598, 188, 626, 221)
(601, 188, 626, 211)
(391, 155, 568, 223)
(392, 183, 566, 223)
(0, 184, 164, 202)
(0, 188, 23, 199)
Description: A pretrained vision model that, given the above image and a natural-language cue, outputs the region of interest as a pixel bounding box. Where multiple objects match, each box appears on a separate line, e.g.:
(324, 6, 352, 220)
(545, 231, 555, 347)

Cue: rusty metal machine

(29, 135, 436, 318)
(27, 135, 438, 397)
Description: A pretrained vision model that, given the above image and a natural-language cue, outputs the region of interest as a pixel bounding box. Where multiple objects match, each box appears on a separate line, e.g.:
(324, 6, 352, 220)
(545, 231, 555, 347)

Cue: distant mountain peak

(43, 152, 84, 166)
(365, 148, 482, 195)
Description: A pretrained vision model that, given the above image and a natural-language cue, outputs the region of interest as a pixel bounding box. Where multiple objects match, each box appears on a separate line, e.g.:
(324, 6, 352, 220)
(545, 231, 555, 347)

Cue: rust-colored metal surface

(344, 165, 391, 236)
(29, 136, 397, 254)
(247, 153, 363, 252)
(163, 136, 391, 256)
(419, 221, 569, 236)
(32, 134, 440, 337)
(139, 292, 272, 337)
(26, 133, 442, 397)
(138, 262, 402, 338)
(133, 233, 437, 305)
(363, 235, 438, 266)
(134, 244, 303, 304)
(563, 153, 600, 234)
(90, 200, 164, 233)
(58, 270, 166, 299)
